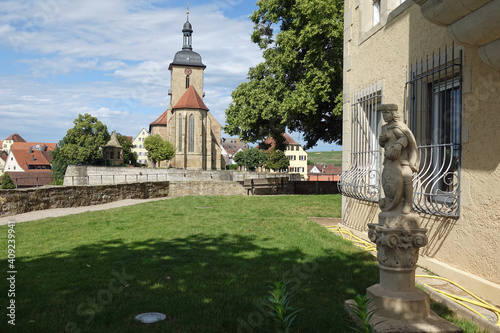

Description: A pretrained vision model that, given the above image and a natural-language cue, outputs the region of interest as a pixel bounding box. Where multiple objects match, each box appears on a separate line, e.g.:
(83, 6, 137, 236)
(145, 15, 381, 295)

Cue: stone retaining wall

(0, 182, 169, 217)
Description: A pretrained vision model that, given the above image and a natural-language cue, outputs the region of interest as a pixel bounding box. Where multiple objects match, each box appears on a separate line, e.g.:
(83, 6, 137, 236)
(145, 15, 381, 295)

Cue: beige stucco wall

(343, 0, 500, 301)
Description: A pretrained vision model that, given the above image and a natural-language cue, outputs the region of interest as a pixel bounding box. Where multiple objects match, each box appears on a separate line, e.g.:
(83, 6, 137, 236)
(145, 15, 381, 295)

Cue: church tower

(150, 7, 223, 170)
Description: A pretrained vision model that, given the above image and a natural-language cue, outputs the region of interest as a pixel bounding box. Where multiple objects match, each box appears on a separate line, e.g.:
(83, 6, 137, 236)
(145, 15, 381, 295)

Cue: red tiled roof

(262, 133, 301, 152)
(222, 138, 250, 156)
(150, 109, 169, 126)
(2, 171, 53, 187)
(10, 142, 57, 151)
(5, 133, 26, 142)
(173, 85, 209, 111)
(308, 164, 342, 174)
(11, 149, 52, 171)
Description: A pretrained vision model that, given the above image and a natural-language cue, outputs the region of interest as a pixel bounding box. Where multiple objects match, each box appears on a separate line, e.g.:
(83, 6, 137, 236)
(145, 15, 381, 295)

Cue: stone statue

(378, 104, 419, 215)
(347, 104, 460, 331)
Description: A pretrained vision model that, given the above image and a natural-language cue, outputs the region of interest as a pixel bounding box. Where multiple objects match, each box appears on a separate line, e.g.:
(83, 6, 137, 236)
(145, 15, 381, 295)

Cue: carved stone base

(345, 298, 463, 333)
(348, 213, 463, 332)
(367, 283, 430, 321)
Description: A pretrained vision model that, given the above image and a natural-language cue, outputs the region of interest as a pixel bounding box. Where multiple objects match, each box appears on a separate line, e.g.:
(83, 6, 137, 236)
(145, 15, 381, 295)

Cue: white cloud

(0, 0, 262, 144)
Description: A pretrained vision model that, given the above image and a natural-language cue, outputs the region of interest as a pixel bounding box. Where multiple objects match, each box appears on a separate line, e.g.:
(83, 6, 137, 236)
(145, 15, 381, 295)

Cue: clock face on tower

(184, 68, 192, 75)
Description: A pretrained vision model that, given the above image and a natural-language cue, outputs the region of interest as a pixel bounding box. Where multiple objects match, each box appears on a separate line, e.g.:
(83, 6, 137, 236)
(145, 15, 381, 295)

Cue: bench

(243, 177, 288, 195)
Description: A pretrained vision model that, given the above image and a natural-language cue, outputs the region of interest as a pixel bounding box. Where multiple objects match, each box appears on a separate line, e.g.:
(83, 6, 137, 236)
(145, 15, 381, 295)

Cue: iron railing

(405, 45, 462, 218)
(338, 82, 383, 202)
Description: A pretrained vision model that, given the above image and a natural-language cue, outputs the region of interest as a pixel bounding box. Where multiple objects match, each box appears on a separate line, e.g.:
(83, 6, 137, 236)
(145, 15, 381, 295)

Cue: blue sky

(0, 0, 340, 152)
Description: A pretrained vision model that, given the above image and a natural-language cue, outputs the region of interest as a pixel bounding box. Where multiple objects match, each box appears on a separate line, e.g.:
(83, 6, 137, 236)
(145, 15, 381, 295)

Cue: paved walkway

(0, 197, 168, 226)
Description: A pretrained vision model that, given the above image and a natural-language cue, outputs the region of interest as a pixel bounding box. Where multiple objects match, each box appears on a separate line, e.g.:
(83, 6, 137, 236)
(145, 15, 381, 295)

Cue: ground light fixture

(134, 312, 167, 324)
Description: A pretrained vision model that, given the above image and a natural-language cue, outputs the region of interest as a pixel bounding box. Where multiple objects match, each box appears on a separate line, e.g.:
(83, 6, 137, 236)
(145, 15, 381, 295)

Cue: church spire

(182, 4, 193, 50)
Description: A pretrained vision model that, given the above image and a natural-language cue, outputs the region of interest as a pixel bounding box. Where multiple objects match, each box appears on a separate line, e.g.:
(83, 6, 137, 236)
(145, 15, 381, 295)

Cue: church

(149, 10, 224, 170)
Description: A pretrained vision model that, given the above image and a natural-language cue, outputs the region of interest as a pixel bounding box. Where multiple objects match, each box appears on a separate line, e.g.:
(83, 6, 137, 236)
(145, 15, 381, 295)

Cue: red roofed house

(10, 142, 57, 152)
(2, 133, 26, 153)
(308, 164, 342, 182)
(149, 14, 223, 170)
(221, 138, 250, 167)
(263, 133, 309, 180)
(2, 148, 53, 187)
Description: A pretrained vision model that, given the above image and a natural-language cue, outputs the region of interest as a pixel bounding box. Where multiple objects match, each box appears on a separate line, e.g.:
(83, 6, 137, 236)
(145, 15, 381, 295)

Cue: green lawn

(307, 151, 343, 166)
(1, 195, 380, 332)
(0, 195, 487, 332)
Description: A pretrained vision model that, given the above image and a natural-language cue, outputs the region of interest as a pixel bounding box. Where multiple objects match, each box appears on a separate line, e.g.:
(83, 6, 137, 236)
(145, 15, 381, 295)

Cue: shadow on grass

(2, 233, 378, 333)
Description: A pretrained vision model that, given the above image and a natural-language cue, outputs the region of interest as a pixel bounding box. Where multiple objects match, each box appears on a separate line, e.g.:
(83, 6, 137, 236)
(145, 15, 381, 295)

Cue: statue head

(379, 104, 401, 123)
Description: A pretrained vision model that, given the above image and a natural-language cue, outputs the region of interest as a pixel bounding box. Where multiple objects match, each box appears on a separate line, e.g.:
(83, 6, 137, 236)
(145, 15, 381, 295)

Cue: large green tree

(116, 133, 138, 166)
(144, 134, 175, 168)
(264, 148, 290, 172)
(225, 0, 344, 149)
(51, 113, 110, 182)
(233, 148, 268, 171)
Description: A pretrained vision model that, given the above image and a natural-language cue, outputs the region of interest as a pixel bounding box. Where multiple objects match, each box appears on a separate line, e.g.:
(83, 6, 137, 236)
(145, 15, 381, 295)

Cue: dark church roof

(168, 15, 205, 70)
(169, 49, 205, 69)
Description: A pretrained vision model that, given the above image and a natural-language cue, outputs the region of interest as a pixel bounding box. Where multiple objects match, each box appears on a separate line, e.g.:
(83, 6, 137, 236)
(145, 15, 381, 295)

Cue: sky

(0, 0, 341, 152)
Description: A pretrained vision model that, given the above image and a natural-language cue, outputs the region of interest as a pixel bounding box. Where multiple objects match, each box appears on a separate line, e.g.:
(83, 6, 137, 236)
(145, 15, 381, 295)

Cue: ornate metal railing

(412, 143, 460, 217)
(339, 82, 382, 202)
(338, 151, 380, 202)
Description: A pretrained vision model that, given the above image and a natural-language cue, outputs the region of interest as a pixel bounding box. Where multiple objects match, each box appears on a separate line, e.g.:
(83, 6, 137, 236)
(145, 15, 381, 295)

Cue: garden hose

(325, 225, 500, 327)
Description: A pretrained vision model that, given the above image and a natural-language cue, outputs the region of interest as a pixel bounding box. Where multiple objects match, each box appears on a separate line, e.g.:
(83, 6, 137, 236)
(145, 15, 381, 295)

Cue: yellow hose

(326, 225, 500, 327)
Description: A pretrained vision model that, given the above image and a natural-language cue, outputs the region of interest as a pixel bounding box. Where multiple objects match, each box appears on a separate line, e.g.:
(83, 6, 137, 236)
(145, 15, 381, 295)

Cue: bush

(1, 172, 16, 189)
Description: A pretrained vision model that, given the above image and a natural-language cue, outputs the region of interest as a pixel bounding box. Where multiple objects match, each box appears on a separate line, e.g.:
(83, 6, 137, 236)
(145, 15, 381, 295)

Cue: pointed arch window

(178, 115, 183, 152)
(188, 114, 195, 152)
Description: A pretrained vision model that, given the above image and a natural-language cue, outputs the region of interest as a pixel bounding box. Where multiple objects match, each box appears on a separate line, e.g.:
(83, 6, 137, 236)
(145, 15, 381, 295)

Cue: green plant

(348, 294, 384, 333)
(1, 172, 16, 189)
(266, 281, 303, 333)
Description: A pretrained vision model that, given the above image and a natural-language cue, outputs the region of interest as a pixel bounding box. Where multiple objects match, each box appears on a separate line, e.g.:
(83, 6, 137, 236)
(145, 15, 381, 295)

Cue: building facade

(132, 128, 150, 165)
(264, 133, 309, 180)
(340, 0, 500, 304)
(149, 13, 224, 170)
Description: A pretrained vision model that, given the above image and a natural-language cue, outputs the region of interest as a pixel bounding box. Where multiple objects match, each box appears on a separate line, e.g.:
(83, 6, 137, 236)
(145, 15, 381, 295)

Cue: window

(373, 0, 380, 26)
(338, 82, 383, 202)
(405, 46, 462, 217)
(188, 114, 195, 152)
(178, 116, 183, 152)
(186, 75, 190, 89)
(299, 155, 307, 161)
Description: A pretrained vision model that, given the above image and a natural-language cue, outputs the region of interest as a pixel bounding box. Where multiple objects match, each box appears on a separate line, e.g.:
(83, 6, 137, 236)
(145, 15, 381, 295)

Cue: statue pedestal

(345, 212, 462, 332)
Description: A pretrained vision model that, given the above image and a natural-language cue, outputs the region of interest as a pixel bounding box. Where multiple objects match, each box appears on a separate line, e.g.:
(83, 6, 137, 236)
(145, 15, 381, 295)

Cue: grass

(0, 194, 488, 332)
(307, 151, 343, 166)
(1, 195, 380, 332)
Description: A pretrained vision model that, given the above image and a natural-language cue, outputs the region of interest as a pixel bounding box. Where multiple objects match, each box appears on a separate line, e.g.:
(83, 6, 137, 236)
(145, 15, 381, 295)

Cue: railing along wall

(338, 82, 383, 202)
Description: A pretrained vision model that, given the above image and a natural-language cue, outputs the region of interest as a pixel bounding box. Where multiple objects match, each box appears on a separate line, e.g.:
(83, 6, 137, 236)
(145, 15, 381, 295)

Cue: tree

(50, 114, 110, 182)
(116, 133, 138, 166)
(224, 0, 344, 149)
(233, 148, 267, 171)
(1, 172, 16, 189)
(265, 148, 290, 172)
(144, 134, 175, 168)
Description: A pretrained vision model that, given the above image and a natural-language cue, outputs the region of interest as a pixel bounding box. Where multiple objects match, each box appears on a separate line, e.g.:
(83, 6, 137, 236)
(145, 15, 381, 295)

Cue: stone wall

(0, 182, 169, 217)
(63, 165, 266, 186)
